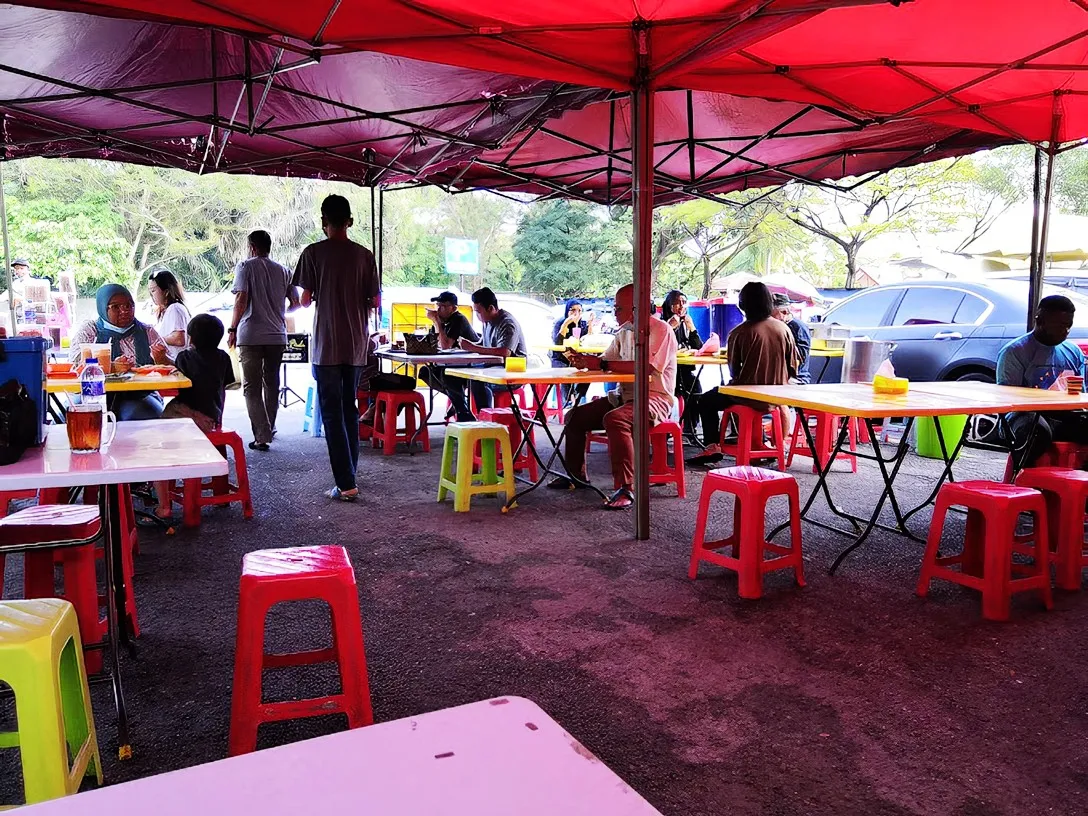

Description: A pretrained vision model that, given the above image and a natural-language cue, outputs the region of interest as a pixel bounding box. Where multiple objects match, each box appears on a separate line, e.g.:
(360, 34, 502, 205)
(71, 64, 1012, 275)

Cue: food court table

(0, 419, 227, 758)
(446, 366, 633, 507)
(46, 373, 192, 423)
(22, 696, 661, 816)
(376, 348, 503, 430)
(717, 382, 1088, 572)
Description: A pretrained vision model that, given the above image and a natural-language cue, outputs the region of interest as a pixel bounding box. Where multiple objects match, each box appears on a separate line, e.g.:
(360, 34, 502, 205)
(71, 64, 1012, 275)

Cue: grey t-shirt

(293, 238, 378, 367)
(482, 309, 527, 357)
(231, 256, 293, 346)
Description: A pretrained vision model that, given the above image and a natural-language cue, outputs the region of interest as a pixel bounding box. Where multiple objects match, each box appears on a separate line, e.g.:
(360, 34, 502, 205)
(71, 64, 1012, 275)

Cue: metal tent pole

(631, 27, 654, 541)
(0, 162, 16, 335)
(1028, 147, 1044, 331)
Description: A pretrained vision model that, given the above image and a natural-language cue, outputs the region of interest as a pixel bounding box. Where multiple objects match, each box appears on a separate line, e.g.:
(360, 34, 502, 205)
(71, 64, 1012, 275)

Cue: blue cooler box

(0, 337, 48, 445)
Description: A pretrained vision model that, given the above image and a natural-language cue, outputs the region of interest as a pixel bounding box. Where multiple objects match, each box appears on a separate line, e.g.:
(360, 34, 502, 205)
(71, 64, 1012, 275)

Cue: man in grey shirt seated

(450, 287, 527, 421)
(228, 229, 300, 451)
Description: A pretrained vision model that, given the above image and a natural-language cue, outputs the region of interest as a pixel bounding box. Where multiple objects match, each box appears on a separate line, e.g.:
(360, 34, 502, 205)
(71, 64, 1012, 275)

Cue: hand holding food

(111, 357, 134, 374)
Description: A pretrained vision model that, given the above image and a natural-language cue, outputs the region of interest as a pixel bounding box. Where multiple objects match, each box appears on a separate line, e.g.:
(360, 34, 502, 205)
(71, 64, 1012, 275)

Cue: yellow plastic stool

(0, 599, 102, 807)
(438, 422, 517, 512)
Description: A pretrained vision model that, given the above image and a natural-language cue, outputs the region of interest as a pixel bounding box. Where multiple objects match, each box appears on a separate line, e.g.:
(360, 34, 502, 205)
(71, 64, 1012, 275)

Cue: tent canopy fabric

(0, 4, 1011, 204)
(20, 0, 1088, 147)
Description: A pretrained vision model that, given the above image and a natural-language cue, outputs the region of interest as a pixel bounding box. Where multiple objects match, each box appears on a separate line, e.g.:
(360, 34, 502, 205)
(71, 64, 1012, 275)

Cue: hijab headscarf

(551, 298, 589, 364)
(94, 283, 153, 363)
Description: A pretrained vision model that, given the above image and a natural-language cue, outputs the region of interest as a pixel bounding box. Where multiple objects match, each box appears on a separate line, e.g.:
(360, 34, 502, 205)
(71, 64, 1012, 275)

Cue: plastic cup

(82, 343, 113, 372)
(66, 405, 117, 453)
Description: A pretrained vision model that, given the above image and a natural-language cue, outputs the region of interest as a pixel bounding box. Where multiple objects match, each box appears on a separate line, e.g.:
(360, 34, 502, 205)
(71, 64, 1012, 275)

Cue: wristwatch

(227, 327, 237, 334)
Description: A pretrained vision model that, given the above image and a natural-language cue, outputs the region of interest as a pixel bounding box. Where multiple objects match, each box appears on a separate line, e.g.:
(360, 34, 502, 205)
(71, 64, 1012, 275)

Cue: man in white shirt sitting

(549, 283, 678, 509)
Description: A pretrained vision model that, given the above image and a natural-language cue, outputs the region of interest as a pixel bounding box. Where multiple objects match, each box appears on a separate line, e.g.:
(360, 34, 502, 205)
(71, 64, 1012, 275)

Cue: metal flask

(841, 338, 898, 383)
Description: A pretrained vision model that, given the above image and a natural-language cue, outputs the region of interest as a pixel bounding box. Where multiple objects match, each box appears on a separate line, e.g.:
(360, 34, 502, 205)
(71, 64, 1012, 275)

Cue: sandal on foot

(547, 476, 585, 490)
(248, 441, 270, 452)
(325, 486, 359, 502)
(602, 487, 634, 510)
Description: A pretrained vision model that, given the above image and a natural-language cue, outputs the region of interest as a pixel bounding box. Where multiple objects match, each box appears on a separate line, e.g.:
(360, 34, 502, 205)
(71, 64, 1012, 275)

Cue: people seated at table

(688, 282, 797, 466)
(772, 293, 811, 384)
(449, 287, 528, 421)
(417, 290, 480, 401)
(153, 314, 235, 523)
(71, 283, 171, 421)
(549, 283, 678, 509)
(997, 294, 1087, 468)
(662, 289, 703, 435)
(148, 268, 192, 361)
(552, 299, 592, 406)
(360, 333, 418, 425)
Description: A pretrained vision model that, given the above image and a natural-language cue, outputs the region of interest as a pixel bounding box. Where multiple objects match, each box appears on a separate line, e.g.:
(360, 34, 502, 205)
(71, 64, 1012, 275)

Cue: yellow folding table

(446, 366, 634, 507)
(717, 382, 1088, 572)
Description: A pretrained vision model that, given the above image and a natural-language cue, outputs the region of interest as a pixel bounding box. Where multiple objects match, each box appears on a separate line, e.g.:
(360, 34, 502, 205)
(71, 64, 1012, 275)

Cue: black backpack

(0, 378, 39, 465)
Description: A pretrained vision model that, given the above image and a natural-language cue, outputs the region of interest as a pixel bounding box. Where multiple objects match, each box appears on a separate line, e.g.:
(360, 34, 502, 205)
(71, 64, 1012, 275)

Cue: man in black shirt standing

(418, 291, 480, 402)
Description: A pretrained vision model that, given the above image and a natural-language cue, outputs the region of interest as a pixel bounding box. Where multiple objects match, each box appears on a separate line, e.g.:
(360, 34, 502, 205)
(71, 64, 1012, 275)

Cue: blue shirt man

(773, 293, 811, 384)
(997, 294, 1087, 468)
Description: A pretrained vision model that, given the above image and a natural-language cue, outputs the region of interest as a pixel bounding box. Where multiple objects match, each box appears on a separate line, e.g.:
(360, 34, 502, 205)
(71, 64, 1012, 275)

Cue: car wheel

(953, 371, 995, 383)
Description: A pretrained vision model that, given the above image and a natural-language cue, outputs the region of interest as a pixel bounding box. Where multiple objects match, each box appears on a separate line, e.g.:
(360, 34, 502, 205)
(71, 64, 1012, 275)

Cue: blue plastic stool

(303, 384, 323, 438)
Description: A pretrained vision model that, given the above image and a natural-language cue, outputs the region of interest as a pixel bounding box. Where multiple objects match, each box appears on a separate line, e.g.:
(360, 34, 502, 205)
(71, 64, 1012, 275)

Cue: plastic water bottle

(79, 354, 106, 409)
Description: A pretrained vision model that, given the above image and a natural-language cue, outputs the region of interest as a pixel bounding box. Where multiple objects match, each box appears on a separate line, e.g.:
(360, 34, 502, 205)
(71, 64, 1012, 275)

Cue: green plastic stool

(0, 598, 102, 806)
(438, 422, 517, 512)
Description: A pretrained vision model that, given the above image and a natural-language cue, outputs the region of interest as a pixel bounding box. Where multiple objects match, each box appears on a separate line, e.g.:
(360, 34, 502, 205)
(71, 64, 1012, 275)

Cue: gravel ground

(3, 391, 1087, 815)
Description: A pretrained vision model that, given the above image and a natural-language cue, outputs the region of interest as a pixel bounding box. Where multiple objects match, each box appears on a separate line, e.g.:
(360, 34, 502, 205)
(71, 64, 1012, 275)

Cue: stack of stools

(478, 408, 538, 481)
(1015, 467, 1088, 591)
(0, 599, 102, 806)
(721, 405, 786, 470)
(917, 481, 1052, 621)
(787, 412, 859, 473)
(228, 545, 373, 756)
(181, 429, 254, 527)
(689, 466, 805, 599)
(0, 504, 105, 674)
(372, 390, 429, 455)
(438, 422, 516, 512)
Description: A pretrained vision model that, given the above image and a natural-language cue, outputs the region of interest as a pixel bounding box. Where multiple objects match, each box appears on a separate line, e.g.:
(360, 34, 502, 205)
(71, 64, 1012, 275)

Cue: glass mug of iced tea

(66, 404, 117, 454)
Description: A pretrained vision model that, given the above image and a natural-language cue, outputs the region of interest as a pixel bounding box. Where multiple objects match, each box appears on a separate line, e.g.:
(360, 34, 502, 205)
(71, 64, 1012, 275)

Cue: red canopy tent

(5, 0, 1088, 537)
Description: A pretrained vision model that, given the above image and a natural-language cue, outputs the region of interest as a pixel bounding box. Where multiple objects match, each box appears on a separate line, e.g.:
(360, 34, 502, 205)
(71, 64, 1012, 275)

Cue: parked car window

(890, 287, 964, 326)
(823, 288, 901, 328)
(953, 293, 989, 325)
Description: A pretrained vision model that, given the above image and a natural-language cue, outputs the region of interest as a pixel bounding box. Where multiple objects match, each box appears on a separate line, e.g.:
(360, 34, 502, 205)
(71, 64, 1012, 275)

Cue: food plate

(48, 371, 79, 380)
(133, 365, 176, 376)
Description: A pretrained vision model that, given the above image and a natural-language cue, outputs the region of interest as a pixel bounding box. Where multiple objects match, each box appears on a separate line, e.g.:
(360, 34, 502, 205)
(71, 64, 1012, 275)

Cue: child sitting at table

(152, 313, 236, 523)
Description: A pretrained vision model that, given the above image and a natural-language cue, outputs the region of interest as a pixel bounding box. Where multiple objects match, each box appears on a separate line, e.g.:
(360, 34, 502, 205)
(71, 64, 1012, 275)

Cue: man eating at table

(548, 283, 678, 510)
(997, 294, 1087, 468)
(417, 291, 480, 407)
(448, 287, 527, 421)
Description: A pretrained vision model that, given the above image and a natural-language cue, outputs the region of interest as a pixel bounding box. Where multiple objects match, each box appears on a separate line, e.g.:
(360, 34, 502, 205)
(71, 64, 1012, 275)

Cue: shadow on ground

(3, 392, 1087, 815)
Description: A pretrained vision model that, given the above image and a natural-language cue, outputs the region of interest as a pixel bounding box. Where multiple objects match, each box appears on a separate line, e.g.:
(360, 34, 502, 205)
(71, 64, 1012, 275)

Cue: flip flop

(325, 486, 359, 502)
(602, 487, 634, 510)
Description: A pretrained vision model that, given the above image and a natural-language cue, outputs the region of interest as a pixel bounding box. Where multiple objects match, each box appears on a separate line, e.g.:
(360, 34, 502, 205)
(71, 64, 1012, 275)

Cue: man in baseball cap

(419, 290, 480, 406)
(772, 292, 811, 384)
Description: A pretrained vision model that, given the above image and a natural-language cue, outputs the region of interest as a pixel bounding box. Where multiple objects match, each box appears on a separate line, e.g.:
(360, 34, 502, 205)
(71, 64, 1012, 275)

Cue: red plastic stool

(787, 412, 858, 473)
(689, 466, 805, 598)
(478, 408, 538, 480)
(649, 419, 686, 498)
(721, 405, 786, 470)
(372, 390, 429, 455)
(77, 485, 140, 637)
(357, 388, 374, 442)
(1, 505, 104, 673)
(182, 429, 254, 527)
(228, 545, 374, 756)
(530, 385, 564, 424)
(917, 481, 1052, 621)
(1015, 467, 1088, 591)
(1002, 441, 1088, 483)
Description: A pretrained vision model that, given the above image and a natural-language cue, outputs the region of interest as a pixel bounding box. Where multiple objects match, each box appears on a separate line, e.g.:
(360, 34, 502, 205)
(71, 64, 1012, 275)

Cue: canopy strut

(0, 161, 15, 335)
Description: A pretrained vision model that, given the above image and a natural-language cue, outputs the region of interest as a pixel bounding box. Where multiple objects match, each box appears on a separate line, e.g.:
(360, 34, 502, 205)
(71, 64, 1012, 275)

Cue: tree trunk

(701, 255, 712, 299)
(844, 247, 859, 290)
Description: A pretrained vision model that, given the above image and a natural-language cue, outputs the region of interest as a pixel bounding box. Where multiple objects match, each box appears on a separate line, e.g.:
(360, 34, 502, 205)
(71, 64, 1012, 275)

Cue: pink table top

(0, 419, 228, 490)
(24, 697, 661, 815)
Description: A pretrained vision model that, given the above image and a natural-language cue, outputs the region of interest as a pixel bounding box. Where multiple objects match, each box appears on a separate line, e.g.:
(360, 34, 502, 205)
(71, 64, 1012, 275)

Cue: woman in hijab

(552, 298, 592, 406)
(70, 283, 171, 420)
(662, 289, 703, 435)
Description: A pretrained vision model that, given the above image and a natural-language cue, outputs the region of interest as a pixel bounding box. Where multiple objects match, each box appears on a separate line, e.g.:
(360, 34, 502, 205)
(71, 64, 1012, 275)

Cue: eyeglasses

(107, 302, 134, 313)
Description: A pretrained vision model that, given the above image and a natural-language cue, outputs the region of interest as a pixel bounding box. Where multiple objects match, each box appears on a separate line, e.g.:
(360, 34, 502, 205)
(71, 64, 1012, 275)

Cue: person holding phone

(662, 290, 702, 435)
(552, 299, 591, 405)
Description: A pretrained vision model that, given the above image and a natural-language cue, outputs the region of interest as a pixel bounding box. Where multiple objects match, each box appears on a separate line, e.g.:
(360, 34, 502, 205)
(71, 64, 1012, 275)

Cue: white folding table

(0, 419, 228, 759)
(22, 697, 662, 815)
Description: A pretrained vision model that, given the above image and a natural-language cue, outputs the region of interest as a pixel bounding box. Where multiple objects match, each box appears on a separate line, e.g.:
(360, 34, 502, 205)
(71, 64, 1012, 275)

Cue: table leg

(503, 383, 608, 509)
(900, 414, 971, 525)
(100, 483, 133, 759)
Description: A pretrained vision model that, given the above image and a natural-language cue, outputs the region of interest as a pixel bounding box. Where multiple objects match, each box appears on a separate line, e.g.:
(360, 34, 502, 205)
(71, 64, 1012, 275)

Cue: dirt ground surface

(3, 391, 1087, 815)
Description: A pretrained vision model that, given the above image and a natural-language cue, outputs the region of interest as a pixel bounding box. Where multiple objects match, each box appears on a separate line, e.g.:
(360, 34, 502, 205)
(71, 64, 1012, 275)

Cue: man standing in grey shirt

(228, 230, 300, 451)
(452, 287, 527, 420)
(293, 194, 379, 502)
